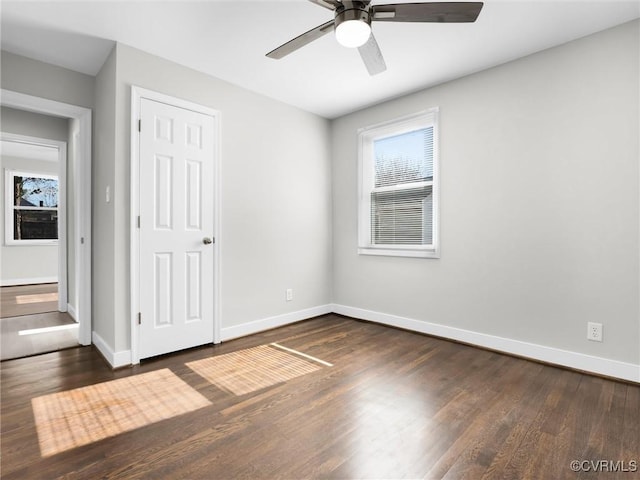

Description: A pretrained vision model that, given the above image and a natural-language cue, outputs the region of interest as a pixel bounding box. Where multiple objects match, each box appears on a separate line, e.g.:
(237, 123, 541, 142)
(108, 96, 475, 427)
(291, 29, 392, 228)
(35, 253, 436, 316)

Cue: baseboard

(1, 276, 58, 286)
(92, 303, 639, 381)
(67, 304, 78, 322)
(92, 331, 131, 369)
(221, 304, 333, 341)
(331, 304, 640, 383)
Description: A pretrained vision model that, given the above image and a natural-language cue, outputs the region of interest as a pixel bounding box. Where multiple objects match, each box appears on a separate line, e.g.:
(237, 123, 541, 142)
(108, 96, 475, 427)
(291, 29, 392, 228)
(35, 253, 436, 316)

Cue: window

(358, 109, 439, 258)
(4, 170, 59, 245)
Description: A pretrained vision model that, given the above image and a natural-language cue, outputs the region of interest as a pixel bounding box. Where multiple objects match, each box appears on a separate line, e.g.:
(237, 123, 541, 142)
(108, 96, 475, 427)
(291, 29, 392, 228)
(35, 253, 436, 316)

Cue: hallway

(1, 284, 78, 360)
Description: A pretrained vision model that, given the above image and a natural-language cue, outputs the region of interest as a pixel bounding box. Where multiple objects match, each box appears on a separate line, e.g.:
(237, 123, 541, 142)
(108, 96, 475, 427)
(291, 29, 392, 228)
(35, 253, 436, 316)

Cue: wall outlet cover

(587, 322, 603, 342)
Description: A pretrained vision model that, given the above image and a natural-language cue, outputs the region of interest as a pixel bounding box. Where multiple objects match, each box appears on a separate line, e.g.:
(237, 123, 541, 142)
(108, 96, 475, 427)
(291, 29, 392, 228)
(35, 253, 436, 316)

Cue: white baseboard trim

(67, 304, 78, 322)
(92, 303, 639, 381)
(221, 304, 333, 342)
(331, 304, 640, 383)
(92, 331, 131, 369)
(1, 276, 58, 286)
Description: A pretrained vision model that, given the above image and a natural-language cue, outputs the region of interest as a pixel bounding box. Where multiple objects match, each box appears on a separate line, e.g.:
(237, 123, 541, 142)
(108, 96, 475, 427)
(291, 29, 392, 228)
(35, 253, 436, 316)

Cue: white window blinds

(372, 127, 433, 245)
(358, 109, 439, 258)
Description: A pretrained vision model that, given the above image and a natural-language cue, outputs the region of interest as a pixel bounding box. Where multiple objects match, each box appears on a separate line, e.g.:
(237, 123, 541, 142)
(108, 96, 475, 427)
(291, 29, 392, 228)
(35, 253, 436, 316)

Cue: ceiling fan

(266, 1, 484, 76)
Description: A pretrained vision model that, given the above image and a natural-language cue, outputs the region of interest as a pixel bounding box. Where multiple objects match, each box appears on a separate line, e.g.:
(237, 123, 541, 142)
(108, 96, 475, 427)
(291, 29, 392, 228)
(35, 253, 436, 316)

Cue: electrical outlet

(587, 322, 603, 342)
(286, 288, 293, 302)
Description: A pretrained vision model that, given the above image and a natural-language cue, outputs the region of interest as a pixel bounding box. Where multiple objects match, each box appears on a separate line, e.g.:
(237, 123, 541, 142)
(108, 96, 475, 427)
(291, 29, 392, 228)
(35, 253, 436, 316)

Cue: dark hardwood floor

(1, 315, 638, 479)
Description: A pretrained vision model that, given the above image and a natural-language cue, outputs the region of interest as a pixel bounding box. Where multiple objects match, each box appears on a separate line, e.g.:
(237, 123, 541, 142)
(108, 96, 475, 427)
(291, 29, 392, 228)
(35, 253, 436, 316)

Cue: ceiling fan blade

(307, 0, 343, 10)
(358, 33, 387, 76)
(266, 20, 335, 59)
(372, 2, 483, 23)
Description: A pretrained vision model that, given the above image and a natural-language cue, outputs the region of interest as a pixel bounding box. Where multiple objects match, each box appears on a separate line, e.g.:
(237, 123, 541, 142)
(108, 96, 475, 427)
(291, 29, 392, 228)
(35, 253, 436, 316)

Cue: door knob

(203, 237, 213, 245)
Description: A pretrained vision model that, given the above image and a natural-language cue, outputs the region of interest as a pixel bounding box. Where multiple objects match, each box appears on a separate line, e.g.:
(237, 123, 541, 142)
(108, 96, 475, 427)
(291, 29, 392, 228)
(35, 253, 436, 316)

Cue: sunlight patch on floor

(186, 343, 329, 396)
(32, 368, 211, 457)
(19, 323, 78, 336)
(15, 293, 58, 304)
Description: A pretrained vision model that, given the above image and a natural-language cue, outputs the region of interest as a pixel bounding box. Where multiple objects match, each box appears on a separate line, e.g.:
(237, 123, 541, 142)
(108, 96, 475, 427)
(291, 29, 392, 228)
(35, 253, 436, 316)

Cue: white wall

(95, 43, 332, 355)
(0, 107, 69, 285)
(332, 21, 639, 373)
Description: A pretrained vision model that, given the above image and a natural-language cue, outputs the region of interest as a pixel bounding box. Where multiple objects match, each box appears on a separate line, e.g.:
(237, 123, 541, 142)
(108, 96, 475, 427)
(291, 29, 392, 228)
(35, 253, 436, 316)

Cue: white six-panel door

(138, 98, 215, 359)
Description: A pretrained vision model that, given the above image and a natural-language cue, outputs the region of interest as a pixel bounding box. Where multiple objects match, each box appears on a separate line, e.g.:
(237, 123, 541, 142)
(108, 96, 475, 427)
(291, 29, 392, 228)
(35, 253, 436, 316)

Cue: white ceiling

(1, 1, 639, 118)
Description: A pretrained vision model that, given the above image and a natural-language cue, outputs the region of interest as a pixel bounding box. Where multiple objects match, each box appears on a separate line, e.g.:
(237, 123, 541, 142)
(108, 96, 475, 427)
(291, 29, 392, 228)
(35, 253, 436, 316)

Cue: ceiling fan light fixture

(266, 1, 484, 77)
(335, 19, 371, 48)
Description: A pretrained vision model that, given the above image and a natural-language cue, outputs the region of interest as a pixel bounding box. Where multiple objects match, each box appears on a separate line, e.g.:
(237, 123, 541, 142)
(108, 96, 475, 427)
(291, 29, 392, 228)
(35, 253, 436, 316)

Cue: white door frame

(1, 133, 67, 311)
(130, 86, 221, 365)
(1, 89, 93, 345)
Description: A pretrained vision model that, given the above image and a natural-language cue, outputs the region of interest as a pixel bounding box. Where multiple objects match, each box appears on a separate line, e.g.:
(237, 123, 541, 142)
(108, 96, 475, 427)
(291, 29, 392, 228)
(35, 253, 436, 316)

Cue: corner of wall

(92, 331, 131, 369)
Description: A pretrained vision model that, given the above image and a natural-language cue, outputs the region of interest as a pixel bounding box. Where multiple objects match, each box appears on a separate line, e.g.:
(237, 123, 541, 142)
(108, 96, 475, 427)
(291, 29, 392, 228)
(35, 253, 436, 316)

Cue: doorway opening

(0, 133, 77, 360)
(1, 89, 92, 360)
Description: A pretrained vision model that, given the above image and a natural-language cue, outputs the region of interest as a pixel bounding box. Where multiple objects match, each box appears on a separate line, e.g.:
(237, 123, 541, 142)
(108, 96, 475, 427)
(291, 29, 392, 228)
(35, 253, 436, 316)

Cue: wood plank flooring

(1, 315, 638, 479)
(1, 283, 59, 318)
(1, 312, 78, 361)
(1, 283, 78, 360)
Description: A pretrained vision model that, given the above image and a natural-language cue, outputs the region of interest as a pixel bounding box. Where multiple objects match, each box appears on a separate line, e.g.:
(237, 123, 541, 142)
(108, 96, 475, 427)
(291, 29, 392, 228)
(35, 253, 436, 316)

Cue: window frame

(357, 108, 440, 258)
(4, 169, 59, 246)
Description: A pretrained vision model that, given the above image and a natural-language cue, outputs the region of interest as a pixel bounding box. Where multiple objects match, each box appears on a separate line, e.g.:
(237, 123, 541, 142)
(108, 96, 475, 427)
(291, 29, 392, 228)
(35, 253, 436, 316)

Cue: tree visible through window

(372, 128, 433, 245)
(5, 171, 59, 242)
(358, 109, 439, 258)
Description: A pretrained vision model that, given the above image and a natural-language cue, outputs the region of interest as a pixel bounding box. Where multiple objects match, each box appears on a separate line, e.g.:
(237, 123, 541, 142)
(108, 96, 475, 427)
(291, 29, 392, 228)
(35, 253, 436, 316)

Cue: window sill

(4, 240, 59, 247)
(358, 247, 440, 259)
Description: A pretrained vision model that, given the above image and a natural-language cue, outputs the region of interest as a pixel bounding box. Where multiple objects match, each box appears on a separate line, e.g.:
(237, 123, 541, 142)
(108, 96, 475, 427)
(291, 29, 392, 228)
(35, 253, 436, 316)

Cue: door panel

(139, 98, 215, 359)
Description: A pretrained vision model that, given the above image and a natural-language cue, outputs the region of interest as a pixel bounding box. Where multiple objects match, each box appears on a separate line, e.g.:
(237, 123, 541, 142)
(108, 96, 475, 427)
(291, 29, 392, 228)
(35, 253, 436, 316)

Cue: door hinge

(137, 216, 140, 228)
(138, 119, 141, 132)
(138, 312, 142, 325)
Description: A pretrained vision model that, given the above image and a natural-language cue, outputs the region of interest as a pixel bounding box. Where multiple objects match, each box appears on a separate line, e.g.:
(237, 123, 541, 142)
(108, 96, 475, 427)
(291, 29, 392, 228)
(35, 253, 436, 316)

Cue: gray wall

(92, 48, 117, 347)
(1, 53, 95, 312)
(1, 107, 69, 140)
(1, 107, 69, 285)
(3, 20, 637, 372)
(1, 155, 59, 283)
(331, 20, 639, 364)
(94, 43, 332, 353)
(1, 51, 95, 110)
